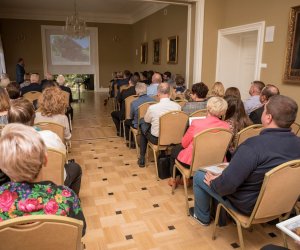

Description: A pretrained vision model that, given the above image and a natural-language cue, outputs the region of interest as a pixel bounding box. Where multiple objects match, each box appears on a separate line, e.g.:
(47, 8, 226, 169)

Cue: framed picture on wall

(153, 39, 161, 64)
(167, 36, 178, 64)
(284, 5, 300, 82)
(141, 42, 148, 64)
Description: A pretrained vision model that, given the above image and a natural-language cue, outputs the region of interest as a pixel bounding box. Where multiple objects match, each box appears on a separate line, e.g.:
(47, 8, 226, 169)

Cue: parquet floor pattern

(69, 91, 297, 250)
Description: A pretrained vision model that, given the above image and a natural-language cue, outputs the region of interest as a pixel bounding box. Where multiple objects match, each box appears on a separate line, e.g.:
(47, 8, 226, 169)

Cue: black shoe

(137, 157, 145, 168)
(189, 207, 210, 226)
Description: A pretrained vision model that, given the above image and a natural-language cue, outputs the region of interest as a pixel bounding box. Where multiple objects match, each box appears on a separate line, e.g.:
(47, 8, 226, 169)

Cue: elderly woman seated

(0, 123, 86, 235)
(35, 86, 71, 141)
(169, 97, 230, 187)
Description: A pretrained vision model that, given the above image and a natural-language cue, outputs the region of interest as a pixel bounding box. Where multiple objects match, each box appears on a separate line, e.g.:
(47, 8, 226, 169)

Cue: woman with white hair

(0, 123, 86, 235)
(168, 97, 230, 187)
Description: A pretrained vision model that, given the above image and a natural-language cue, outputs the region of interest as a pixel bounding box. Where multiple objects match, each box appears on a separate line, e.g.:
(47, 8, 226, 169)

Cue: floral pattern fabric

(0, 181, 84, 226)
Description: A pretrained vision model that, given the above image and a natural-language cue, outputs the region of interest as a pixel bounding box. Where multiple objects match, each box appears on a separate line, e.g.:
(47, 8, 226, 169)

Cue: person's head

(147, 70, 154, 81)
(224, 95, 252, 132)
(262, 95, 298, 128)
(6, 82, 20, 99)
(17, 58, 24, 65)
(249, 80, 265, 96)
(224, 87, 241, 99)
(30, 73, 40, 84)
(24, 73, 30, 82)
(38, 86, 67, 116)
(123, 70, 131, 79)
(191, 82, 209, 100)
(211, 82, 225, 97)
(152, 73, 162, 84)
(157, 82, 170, 98)
(163, 71, 172, 81)
(133, 72, 141, 81)
(135, 82, 147, 96)
(141, 71, 148, 80)
(42, 80, 58, 91)
(45, 73, 53, 81)
(0, 123, 47, 182)
(8, 98, 35, 126)
(206, 97, 228, 117)
(0, 87, 10, 112)
(0, 77, 10, 88)
(175, 75, 185, 86)
(56, 75, 66, 86)
(129, 75, 139, 86)
(259, 84, 280, 104)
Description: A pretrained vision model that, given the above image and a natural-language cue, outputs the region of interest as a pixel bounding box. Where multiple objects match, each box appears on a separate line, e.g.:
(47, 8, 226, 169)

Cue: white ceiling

(0, 0, 188, 24)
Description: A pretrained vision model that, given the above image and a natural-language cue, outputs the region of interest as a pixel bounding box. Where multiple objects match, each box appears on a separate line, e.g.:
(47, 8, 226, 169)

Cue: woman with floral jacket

(0, 123, 86, 236)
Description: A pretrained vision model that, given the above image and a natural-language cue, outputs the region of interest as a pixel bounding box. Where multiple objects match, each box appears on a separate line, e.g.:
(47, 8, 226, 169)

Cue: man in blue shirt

(147, 73, 162, 96)
(191, 95, 300, 225)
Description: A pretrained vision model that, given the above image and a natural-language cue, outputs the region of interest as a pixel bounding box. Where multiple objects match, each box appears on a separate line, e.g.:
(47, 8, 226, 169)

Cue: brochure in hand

(276, 214, 300, 241)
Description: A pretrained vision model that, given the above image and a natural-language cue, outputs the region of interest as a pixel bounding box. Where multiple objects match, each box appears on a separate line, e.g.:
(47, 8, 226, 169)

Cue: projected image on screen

(50, 35, 90, 65)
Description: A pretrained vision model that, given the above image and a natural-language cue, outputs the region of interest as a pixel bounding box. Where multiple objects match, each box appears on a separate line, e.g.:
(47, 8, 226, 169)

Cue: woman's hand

(204, 171, 221, 186)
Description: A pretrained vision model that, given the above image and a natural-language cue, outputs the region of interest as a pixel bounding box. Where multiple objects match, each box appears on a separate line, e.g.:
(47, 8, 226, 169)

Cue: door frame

(215, 21, 265, 82)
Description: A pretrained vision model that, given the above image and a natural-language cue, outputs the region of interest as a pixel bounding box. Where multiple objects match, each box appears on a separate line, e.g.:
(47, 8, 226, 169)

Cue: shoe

(178, 177, 192, 187)
(137, 157, 145, 168)
(189, 207, 210, 226)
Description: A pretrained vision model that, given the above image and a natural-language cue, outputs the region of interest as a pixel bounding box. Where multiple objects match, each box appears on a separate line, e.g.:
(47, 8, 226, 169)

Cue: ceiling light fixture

(64, 0, 87, 39)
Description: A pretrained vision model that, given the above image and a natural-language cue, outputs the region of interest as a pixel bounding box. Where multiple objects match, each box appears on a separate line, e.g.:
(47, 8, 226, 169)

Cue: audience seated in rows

(169, 97, 229, 187)
(124, 82, 154, 143)
(147, 73, 162, 96)
(224, 95, 252, 158)
(191, 95, 300, 225)
(243, 80, 265, 115)
(138, 82, 181, 167)
(182, 82, 208, 115)
(20, 73, 42, 96)
(35, 86, 71, 141)
(0, 87, 10, 125)
(111, 75, 138, 136)
(0, 123, 86, 236)
(249, 84, 280, 124)
(7, 98, 82, 195)
(224, 87, 241, 100)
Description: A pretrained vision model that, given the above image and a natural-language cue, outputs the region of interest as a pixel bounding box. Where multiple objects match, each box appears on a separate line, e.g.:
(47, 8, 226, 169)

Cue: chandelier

(64, 0, 87, 39)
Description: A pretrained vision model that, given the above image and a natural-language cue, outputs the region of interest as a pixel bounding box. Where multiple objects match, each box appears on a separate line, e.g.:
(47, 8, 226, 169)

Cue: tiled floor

(69, 91, 296, 250)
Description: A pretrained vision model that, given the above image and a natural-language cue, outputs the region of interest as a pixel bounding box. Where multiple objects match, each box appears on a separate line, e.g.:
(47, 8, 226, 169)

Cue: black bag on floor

(157, 152, 171, 179)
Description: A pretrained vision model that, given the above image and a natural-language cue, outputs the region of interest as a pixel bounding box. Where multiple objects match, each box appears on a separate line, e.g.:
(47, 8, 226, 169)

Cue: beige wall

(202, 0, 300, 122)
(131, 5, 188, 77)
(0, 19, 132, 88)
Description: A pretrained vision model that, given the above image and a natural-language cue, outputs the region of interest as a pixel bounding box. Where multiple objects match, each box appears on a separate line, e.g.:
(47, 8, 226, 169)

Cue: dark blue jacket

(211, 128, 300, 215)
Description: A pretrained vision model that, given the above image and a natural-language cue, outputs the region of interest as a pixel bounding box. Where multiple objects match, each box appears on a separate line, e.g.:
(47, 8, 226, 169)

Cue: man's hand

(204, 171, 221, 186)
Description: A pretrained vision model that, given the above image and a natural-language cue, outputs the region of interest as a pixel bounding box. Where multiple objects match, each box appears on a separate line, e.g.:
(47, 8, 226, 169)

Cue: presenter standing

(16, 58, 25, 85)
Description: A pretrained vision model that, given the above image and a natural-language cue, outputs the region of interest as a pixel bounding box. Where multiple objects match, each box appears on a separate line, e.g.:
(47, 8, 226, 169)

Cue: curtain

(0, 35, 6, 74)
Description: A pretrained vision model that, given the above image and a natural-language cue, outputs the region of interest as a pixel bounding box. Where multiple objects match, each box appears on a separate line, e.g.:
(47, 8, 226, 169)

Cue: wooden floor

(69, 91, 296, 250)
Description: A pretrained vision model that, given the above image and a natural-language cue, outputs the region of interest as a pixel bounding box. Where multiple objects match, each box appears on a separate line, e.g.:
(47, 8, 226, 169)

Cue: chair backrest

(291, 122, 300, 135)
(235, 124, 263, 148)
(23, 91, 41, 104)
(61, 91, 70, 106)
(250, 160, 300, 224)
(174, 100, 187, 107)
(0, 215, 83, 250)
(40, 148, 65, 185)
(158, 111, 189, 146)
(190, 128, 233, 173)
(35, 122, 65, 143)
(124, 95, 138, 120)
(190, 109, 207, 117)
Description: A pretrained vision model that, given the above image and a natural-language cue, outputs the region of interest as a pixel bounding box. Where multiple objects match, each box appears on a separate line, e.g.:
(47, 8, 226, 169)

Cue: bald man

(146, 73, 162, 96)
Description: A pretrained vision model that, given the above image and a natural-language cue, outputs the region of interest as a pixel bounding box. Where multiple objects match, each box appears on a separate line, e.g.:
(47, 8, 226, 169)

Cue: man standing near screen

(16, 58, 25, 85)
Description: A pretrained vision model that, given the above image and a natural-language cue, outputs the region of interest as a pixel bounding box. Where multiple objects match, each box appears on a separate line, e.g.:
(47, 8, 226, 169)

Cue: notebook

(276, 215, 300, 241)
(203, 163, 229, 175)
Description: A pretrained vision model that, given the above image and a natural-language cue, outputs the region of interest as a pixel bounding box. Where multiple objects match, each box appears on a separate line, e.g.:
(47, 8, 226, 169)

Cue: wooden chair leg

(212, 203, 222, 240)
(182, 175, 189, 216)
(171, 164, 177, 194)
(122, 122, 126, 142)
(236, 221, 245, 250)
(134, 133, 139, 157)
(152, 148, 159, 180)
(128, 129, 132, 149)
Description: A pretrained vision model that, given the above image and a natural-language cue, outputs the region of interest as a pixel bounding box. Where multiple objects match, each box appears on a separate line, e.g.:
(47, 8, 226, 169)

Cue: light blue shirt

(147, 83, 159, 96)
(243, 95, 262, 115)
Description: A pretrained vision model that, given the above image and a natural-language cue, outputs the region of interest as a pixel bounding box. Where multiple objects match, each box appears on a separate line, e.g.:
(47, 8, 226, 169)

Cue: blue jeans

(193, 170, 234, 223)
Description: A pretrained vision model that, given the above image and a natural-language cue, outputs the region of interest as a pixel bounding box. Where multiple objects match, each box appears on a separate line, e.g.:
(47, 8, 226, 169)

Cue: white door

(216, 22, 265, 100)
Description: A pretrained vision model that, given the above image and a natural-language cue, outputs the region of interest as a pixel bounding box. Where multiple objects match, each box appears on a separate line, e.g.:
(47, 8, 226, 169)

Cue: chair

(147, 111, 189, 180)
(120, 95, 138, 142)
(174, 100, 187, 107)
(113, 84, 119, 111)
(23, 91, 41, 104)
(129, 101, 157, 156)
(0, 215, 83, 250)
(172, 128, 233, 215)
(40, 148, 66, 185)
(291, 122, 300, 135)
(212, 159, 300, 250)
(61, 91, 72, 131)
(235, 124, 263, 149)
(189, 109, 207, 117)
(34, 122, 65, 144)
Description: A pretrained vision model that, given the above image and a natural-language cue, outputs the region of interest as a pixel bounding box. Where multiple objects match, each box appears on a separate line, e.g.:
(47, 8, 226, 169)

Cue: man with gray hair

(249, 84, 280, 124)
(147, 73, 162, 96)
(124, 82, 154, 145)
(138, 82, 181, 167)
(244, 80, 265, 115)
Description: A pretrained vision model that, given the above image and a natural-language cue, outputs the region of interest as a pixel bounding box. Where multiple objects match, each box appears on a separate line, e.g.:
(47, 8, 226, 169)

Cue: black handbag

(157, 151, 171, 179)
